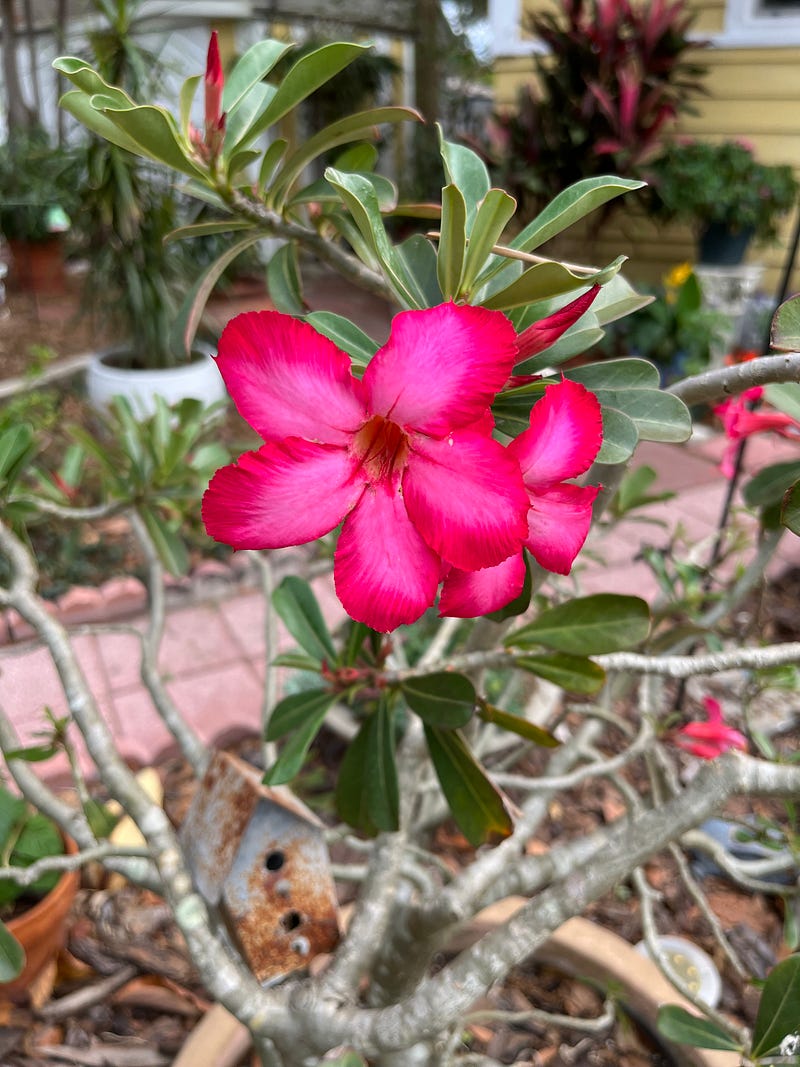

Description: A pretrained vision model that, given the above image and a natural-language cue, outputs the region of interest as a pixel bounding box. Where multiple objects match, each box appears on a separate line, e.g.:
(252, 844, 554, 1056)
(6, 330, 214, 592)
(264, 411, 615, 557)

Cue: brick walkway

(2, 277, 800, 780)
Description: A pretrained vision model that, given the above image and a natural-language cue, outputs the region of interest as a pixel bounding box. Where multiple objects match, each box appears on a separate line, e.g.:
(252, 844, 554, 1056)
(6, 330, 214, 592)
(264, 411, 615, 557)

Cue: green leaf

(272, 576, 337, 665)
(511, 176, 644, 256)
(596, 407, 640, 464)
(439, 135, 491, 228)
(271, 652, 322, 671)
(482, 257, 624, 313)
(744, 461, 800, 509)
(478, 703, 560, 746)
(245, 43, 369, 146)
(657, 1005, 741, 1052)
(401, 672, 476, 728)
(178, 74, 200, 139)
(139, 508, 189, 577)
(0, 424, 35, 489)
(170, 232, 264, 357)
(165, 219, 250, 244)
(11, 813, 63, 897)
(290, 170, 397, 212)
(506, 595, 650, 656)
(305, 312, 378, 368)
(336, 702, 399, 834)
(424, 726, 512, 847)
(223, 39, 292, 115)
(752, 954, 800, 1057)
(517, 653, 606, 694)
(266, 243, 304, 316)
(59, 89, 146, 157)
(224, 82, 274, 157)
(567, 357, 660, 390)
(396, 234, 443, 308)
(765, 381, 800, 422)
(270, 107, 414, 209)
(0, 789, 26, 852)
(90, 99, 203, 179)
(2, 744, 60, 763)
(781, 481, 800, 535)
(460, 188, 517, 298)
(437, 184, 468, 300)
(264, 690, 337, 785)
(488, 554, 533, 621)
(770, 293, 800, 351)
(0, 920, 25, 983)
(325, 167, 425, 308)
(259, 138, 288, 192)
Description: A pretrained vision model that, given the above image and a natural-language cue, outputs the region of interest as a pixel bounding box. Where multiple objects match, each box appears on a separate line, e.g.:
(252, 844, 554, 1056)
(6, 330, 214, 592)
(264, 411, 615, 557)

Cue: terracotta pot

(2, 836, 79, 1001)
(7, 236, 67, 294)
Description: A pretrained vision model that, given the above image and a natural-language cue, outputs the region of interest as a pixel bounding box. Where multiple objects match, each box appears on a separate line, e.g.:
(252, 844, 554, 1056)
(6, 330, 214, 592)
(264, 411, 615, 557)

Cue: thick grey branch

(669, 351, 800, 405)
(597, 642, 800, 677)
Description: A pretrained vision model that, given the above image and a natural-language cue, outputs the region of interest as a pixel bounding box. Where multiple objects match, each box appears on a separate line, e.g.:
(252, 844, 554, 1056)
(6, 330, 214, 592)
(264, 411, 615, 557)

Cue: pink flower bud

(673, 697, 747, 759)
(204, 31, 225, 157)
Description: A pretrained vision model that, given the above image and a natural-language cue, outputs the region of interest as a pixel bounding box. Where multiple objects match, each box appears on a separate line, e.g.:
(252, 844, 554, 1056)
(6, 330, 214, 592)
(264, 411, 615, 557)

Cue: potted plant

(73, 0, 226, 417)
(0, 782, 78, 1000)
(646, 139, 799, 265)
(0, 127, 80, 293)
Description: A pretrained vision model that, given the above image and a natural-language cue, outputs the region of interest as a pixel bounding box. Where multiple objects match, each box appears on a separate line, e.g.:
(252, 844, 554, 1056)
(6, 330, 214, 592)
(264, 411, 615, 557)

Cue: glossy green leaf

(437, 184, 468, 300)
(165, 219, 250, 244)
(271, 652, 322, 671)
(765, 382, 800, 422)
(596, 407, 640, 464)
(170, 232, 264, 356)
(224, 83, 273, 156)
(259, 138, 288, 192)
(396, 234, 443, 308)
(10, 813, 62, 897)
(439, 136, 491, 228)
(89, 99, 203, 178)
(590, 272, 654, 326)
(401, 672, 476, 728)
(325, 167, 425, 308)
(341, 621, 374, 667)
(271, 107, 414, 209)
(2, 744, 60, 763)
(424, 726, 512, 846)
(0, 921, 25, 983)
(59, 89, 146, 158)
(179, 74, 200, 139)
(744, 461, 800, 508)
(512, 176, 644, 255)
(272, 576, 337, 665)
(0, 789, 26, 850)
(460, 188, 517, 297)
(517, 653, 606, 694)
(139, 508, 189, 577)
(506, 595, 650, 655)
(245, 42, 368, 145)
(266, 243, 304, 316)
(305, 311, 378, 368)
(482, 257, 624, 313)
(781, 481, 800, 535)
(290, 170, 397, 212)
(223, 39, 291, 115)
(567, 357, 660, 390)
(478, 703, 560, 745)
(264, 691, 337, 784)
(657, 1006, 741, 1052)
(336, 702, 399, 835)
(752, 954, 800, 1057)
(54, 56, 131, 103)
(770, 293, 800, 351)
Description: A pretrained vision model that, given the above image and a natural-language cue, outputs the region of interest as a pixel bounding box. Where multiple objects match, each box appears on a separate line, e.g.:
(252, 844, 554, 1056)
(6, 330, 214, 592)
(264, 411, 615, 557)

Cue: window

(721, 0, 800, 45)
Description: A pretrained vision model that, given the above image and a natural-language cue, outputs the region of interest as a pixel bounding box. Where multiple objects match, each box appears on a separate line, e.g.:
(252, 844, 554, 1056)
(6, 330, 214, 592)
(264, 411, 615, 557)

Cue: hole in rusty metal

(280, 910, 303, 931)
(265, 850, 285, 872)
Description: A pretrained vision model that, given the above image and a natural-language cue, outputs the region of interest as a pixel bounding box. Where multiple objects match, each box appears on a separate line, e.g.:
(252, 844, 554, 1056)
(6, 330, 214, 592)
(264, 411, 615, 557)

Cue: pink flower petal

(525, 483, 600, 574)
(334, 479, 441, 632)
(511, 380, 603, 485)
(215, 311, 366, 445)
(439, 553, 526, 618)
(202, 439, 364, 549)
(403, 430, 529, 571)
(515, 286, 600, 362)
(363, 303, 518, 435)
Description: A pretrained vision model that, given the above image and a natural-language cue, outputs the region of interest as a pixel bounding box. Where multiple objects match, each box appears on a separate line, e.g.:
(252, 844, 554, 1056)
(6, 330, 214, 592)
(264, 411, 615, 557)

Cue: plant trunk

(1, 0, 36, 131)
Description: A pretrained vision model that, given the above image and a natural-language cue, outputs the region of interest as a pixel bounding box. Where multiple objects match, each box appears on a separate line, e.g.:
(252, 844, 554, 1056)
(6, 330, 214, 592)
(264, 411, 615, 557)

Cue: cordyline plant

(485, 0, 707, 217)
(1, 31, 800, 1067)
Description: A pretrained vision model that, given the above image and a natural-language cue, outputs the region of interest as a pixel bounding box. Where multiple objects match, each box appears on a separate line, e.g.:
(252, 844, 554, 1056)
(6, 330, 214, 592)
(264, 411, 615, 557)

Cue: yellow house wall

(493, 2, 800, 294)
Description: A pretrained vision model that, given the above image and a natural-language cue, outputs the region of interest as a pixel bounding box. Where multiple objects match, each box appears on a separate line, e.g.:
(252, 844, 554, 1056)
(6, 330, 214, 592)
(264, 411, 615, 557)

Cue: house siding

(492, 0, 800, 293)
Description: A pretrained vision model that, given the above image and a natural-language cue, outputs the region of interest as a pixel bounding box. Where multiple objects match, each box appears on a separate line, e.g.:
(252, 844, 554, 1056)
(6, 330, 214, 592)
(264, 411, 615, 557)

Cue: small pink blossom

(202, 303, 531, 632)
(673, 696, 748, 759)
(714, 387, 800, 478)
(439, 379, 603, 617)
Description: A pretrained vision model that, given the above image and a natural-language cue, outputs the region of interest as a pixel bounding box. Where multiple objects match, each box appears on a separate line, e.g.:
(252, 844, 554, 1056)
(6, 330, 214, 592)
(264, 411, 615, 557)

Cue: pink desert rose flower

(714, 386, 800, 478)
(202, 303, 531, 632)
(439, 378, 603, 617)
(674, 696, 748, 759)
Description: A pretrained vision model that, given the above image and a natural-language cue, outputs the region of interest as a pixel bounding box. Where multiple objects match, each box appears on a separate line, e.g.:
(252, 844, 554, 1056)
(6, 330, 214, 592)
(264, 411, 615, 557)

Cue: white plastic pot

(86, 344, 227, 419)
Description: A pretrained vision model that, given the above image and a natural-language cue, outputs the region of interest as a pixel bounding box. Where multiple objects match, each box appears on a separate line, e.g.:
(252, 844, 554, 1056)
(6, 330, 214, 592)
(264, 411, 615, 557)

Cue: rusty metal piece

(180, 751, 340, 983)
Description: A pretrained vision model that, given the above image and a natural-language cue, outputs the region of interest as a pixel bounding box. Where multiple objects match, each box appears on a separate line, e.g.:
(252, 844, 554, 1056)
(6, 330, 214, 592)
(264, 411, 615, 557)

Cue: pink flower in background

(203, 304, 530, 632)
(714, 386, 800, 478)
(439, 379, 603, 617)
(674, 696, 748, 759)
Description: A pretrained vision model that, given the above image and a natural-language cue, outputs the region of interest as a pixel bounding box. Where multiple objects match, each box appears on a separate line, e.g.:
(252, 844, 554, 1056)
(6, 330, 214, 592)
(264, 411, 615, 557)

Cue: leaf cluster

(0, 127, 83, 242)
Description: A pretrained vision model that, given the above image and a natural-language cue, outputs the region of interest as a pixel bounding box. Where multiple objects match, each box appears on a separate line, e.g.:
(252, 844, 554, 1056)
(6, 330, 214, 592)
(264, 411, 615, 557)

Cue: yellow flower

(664, 261, 693, 289)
